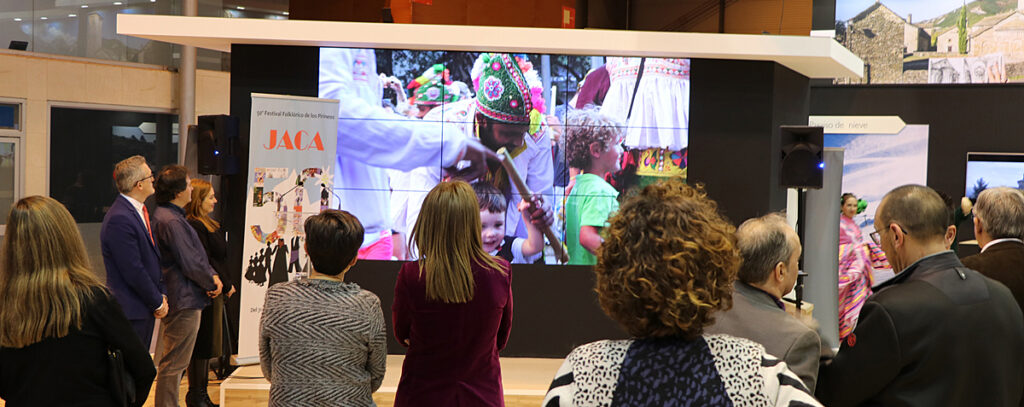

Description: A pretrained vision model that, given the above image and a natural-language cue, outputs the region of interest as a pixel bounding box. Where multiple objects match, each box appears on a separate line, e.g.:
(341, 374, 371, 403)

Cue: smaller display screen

(965, 152, 1024, 199)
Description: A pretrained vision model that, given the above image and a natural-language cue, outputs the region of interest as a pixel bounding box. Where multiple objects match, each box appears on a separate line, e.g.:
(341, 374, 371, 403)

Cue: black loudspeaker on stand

(198, 115, 240, 175)
(779, 125, 824, 189)
(779, 125, 824, 310)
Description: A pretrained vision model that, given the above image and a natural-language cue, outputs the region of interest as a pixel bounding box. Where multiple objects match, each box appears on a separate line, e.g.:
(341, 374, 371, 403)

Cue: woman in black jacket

(184, 179, 236, 407)
(0, 196, 156, 406)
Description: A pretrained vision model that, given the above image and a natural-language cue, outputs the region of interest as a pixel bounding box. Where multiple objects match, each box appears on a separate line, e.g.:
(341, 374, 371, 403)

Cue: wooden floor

(0, 356, 560, 406)
(0, 355, 561, 407)
(214, 356, 561, 406)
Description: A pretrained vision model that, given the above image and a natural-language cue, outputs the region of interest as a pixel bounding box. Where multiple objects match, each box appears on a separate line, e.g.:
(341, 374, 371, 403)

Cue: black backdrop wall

(225, 45, 320, 356)
(809, 84, 1024, 246)
(690, 60, 809, 225)
(227, 44, 812, 357)
(812, 0, 837, 31)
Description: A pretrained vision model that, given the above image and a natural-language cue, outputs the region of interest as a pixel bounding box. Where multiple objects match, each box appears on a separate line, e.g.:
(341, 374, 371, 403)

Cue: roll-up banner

(237, 93, 339, 362)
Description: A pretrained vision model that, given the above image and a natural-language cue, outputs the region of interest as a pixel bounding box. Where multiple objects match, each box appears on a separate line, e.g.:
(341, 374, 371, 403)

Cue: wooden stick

(496, 147, 570, 264)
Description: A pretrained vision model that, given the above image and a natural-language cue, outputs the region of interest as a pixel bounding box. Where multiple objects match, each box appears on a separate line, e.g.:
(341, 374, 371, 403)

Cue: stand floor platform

(219, 355, 562, 406)
(0, 356, 561, 406)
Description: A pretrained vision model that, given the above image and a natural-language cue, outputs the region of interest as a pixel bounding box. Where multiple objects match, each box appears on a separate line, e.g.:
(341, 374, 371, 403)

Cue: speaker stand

(795, 187, 807, 310)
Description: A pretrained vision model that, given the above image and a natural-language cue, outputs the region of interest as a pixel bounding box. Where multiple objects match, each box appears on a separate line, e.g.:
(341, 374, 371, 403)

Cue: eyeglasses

(869, 224, 909, 245)
(137, 174, 155, 184)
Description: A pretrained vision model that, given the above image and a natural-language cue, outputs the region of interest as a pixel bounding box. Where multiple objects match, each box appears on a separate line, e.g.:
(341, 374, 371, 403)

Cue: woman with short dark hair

(259, 209, 386, 406)
(0, 196, 156, 406)
(543, 179, 821, 406)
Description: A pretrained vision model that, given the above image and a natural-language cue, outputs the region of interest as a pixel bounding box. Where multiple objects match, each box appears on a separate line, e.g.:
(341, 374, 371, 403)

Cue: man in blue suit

(101, 155, 168, 349)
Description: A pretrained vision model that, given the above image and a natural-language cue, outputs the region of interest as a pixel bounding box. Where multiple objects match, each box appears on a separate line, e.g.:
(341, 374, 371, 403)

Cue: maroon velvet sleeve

(495, 263, 513, 351)
(574, 65, 610, 109)
(392, 262, 412, 346)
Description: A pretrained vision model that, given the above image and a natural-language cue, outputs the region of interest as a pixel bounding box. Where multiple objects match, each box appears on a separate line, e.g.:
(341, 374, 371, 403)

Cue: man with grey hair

(961, 187, 1024, 399)
(101, 155, 168, 350)
(705, 213, 824, 392)
(818, 184, 1024, 406)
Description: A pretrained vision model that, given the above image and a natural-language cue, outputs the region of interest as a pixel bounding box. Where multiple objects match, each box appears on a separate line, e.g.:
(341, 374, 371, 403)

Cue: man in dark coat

(151, 165, 222, 407)
(817, 184, 1024, 407)
(960, 186, 1024, 407)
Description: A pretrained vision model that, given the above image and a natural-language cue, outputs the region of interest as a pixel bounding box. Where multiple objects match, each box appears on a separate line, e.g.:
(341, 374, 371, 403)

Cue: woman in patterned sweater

(543, 180, 822, 407)
(259, 210, 386, 406)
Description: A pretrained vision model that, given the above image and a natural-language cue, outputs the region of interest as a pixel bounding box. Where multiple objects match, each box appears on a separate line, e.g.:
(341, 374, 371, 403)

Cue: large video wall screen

(318, 47, 690, 265)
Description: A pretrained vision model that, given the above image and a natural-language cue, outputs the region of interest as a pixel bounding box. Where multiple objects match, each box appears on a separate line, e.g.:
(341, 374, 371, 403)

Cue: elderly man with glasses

(101, 155, 168, 350)
(817, 184, 1024, 407)
(704, 212, 828, 393)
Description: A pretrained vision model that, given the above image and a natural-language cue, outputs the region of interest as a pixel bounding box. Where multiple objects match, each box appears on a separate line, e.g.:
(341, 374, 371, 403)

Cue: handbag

(107, 347, 137, 407)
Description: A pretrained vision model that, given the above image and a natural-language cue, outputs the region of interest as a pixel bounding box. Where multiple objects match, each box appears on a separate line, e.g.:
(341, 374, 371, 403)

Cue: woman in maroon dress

(393, 180, 513, 407)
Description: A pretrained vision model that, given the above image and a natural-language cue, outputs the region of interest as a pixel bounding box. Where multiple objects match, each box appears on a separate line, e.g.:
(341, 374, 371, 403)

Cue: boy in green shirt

(564, 109, 624, 265)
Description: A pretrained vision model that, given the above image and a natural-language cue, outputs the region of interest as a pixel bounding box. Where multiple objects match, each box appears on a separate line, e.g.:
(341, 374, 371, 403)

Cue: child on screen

(564, 109, 624, 265)
(472, 182, 544, 264)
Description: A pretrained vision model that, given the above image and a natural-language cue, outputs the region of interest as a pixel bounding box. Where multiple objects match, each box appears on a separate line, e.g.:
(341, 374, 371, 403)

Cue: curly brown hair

(564, 108, 623, 170)
(595, 179, 738, 340)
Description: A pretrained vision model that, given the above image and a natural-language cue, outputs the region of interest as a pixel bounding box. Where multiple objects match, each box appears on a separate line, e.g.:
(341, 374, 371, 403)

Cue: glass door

(0, 138, 21, 234)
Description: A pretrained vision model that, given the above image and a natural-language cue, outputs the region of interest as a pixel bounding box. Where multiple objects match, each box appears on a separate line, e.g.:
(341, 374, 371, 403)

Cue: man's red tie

(142, 206, 155, 246)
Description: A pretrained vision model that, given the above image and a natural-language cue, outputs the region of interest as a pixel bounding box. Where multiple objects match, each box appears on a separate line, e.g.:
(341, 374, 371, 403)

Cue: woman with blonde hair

(393, 180, 512, 406)
(183, 178, 235, 407)
(543, 180, 821, 406)
(0, 196, 156, 406)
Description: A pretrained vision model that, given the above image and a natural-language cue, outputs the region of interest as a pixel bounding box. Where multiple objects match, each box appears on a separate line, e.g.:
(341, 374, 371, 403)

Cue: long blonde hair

(410, 181, 504, 303)
(0, 196, 102, 348)
(185, 178, 220, 232)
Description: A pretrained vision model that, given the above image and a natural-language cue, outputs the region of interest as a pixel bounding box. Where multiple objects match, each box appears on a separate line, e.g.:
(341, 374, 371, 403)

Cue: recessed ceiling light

(236, 6, 245, 10)
(14, 17, 22, 21)
(40, 16, 48, 20)
(282, 11, 289, 15)
(81, 4, 89, 7)
(113, 1, 123, 5)
(68, 13, 77, 17)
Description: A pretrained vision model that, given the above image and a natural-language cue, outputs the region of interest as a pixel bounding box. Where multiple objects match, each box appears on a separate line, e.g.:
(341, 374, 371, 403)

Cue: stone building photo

(838, 0, 1024, 84)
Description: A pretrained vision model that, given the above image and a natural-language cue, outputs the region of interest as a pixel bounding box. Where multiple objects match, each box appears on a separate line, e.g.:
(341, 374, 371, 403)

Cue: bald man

(817, 185, 1024, 407)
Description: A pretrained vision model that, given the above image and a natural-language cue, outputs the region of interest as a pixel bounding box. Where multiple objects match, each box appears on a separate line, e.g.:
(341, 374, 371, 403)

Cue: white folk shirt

(318, 48, 468, 247)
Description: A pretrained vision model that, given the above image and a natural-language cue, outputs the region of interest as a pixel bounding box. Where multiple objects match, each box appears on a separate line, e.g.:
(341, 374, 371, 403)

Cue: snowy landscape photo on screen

(825, 124, 929, 235)
(965, 155, 1024, 199)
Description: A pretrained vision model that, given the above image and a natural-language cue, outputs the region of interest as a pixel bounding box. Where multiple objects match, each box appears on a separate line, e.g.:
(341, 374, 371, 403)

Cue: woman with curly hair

(543, 179, 821, 406)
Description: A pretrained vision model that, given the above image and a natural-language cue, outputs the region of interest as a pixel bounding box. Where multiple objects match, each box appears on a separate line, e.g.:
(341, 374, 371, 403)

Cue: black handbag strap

(626, 57, 647, 120)
(107, 347, 135, 407)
